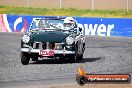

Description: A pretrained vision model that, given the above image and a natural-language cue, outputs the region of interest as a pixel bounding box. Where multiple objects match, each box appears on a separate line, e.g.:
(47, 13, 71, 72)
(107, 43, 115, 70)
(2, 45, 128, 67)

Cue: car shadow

(76, 57, 104, 63)
(30, 57, 104, 64)
(30, 59, 68, 64)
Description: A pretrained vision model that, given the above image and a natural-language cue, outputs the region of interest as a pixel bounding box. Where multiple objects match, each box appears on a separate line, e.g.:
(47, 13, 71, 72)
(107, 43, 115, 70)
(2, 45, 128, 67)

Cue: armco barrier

(0, 14, 132, 37)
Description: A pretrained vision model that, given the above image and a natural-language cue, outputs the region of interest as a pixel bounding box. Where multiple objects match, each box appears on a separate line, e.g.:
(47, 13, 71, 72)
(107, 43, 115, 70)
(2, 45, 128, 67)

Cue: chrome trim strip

(20, 48, 75, 54)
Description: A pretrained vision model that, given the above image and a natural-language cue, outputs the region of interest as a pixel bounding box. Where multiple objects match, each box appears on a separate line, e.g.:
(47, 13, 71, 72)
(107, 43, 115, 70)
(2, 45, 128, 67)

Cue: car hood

(31, 31, 68, 43)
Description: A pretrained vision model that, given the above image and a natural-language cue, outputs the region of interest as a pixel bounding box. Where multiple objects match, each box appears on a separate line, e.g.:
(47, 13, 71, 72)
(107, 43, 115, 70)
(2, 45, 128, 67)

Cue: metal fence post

(60, 0, 62, 9)
(127, 0, 129, 12)
(92, 0, 94, 10)
(28, 0, 30, 7)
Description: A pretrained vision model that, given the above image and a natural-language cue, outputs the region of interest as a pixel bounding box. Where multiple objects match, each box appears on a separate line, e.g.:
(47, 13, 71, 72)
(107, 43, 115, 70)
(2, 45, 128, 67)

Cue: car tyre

(77, 54, 83, 61)
(83, 43, 85, 52)
(68, 54, 77, 63)
(32, 57, 38, 62)
(21, 52, 30, 65)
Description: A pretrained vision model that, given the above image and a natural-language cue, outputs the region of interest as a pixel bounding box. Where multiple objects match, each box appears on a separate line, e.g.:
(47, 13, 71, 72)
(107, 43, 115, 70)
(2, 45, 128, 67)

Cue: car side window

(38, 20, 44, 29)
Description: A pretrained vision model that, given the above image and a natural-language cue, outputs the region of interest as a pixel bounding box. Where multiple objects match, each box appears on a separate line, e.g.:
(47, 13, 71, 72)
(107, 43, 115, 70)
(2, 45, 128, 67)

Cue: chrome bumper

(20, 48, 75, 55)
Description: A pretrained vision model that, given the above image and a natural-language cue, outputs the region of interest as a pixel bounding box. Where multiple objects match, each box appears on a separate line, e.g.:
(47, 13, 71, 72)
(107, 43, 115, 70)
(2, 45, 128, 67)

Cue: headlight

(66, 36, 74, 45)
(21, 35, 30, 43)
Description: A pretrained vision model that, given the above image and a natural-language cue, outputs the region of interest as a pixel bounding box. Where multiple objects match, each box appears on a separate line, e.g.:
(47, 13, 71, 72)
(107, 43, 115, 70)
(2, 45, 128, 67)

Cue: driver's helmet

(63, 17, 76, 30)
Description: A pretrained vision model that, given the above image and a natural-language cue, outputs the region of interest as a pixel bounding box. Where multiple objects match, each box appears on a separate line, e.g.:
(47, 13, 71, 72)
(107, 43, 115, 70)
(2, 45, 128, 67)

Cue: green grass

(0, 6, 132, 18)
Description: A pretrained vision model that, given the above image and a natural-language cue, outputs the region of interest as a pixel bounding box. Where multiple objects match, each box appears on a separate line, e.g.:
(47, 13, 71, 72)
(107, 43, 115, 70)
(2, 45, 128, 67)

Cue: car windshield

(30, 19, 64, 31)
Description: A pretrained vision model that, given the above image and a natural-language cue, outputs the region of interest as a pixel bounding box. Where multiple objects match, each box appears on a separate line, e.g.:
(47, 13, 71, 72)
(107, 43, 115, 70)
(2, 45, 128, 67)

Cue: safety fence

(0, 14, 132, 37)
(0, 0, 132, 11)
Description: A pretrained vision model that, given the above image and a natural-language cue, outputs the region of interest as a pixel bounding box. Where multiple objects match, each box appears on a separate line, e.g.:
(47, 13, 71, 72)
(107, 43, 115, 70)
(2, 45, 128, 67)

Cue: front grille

(32, 42, 64, 50)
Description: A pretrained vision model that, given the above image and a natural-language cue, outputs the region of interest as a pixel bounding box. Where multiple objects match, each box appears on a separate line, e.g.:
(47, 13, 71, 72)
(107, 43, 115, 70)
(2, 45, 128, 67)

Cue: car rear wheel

(21, 52, 30, 65)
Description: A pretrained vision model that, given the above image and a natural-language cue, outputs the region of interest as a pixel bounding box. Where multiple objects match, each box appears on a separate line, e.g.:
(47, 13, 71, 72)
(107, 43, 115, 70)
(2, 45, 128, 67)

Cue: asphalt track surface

(0, 33, 132, 88)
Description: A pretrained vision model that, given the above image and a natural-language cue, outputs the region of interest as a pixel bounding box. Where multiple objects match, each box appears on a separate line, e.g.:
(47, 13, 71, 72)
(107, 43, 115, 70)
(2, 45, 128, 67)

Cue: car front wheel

(77, 54, 83, 61)
(68, 54, 77, 63)
(31, 57, 38, 62)
(20, 52, 30, 65)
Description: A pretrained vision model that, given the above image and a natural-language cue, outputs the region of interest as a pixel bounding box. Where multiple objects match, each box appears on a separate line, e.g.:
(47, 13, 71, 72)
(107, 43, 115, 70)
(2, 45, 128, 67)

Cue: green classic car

(20, 17, 85, 65)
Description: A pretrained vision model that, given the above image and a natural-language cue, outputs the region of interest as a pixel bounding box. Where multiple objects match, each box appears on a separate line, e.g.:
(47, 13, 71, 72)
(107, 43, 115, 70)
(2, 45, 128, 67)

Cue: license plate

(39, 50, 54, 56)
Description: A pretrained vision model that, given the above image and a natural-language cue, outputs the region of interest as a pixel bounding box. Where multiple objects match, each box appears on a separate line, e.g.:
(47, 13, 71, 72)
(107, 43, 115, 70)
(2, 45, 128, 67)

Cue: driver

(63, 17, 77, 30)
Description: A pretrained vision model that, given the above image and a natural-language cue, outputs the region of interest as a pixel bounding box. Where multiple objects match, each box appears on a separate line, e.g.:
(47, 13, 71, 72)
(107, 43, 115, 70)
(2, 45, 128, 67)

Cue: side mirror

(79, 27, 82, 32)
